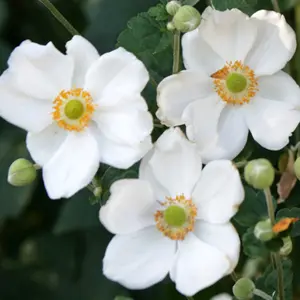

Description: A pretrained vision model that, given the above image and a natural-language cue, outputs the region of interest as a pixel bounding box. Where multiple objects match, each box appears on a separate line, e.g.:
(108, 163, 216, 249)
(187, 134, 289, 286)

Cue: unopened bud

(280, 236, 293, 256)
(166, 1, 181, 16)
(244, 159, 275, 189)
(167, 22, 176, 31)
(294, 157, 300, 180)
(233, 278, 255, 300)
(254, 219, 275, 242)
(173, 5, 201, 33)
(93, 186, 102, 198)
(8, 158, 37, 187)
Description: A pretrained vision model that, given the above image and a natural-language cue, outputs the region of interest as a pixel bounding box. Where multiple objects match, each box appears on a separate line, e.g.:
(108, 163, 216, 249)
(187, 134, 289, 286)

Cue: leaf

(115, 297, 133, 300)
(53, 189, 100, 235)
(0, 40, 10, 73)
(234, 186, 277, 227)
(211, 0, 257, 14)
(183, 0, 201, 5)
(255, 259, 293, 300)
(0, 125, 37, 220)
(242, 227, 269, 258)
(276, 208, 300, 237)
(148, 3, 169, 21)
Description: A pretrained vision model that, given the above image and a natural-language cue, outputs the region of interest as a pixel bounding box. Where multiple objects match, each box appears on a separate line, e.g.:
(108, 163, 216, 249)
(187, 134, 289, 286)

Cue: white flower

(157, 8, 300, 163)
(100, 128, 244, 296)
(0, 36, 153, 199)
(211, 293, 232, 300)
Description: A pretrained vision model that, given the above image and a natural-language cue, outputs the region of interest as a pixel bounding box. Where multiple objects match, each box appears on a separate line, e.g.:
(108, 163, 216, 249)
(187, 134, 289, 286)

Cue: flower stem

(172, 30, 181, 74)
(263, 188, 285, 300)
(38, 0, 79, 36)
(271, 0, 280, 12)
(253, 289, 273, 300)
(186, 297, 194, 300)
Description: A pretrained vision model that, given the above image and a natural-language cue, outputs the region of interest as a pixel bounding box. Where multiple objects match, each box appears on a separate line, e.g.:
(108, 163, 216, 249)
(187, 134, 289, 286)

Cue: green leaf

(148, 3, 169, 21)
(183, 0, 201, 6)
(242, 227, 269, 258)
(115, 297, 133, 300)
(0, 126, 37, 220)
(234, 186, 276, 227)
(255, 259, 293, 300)
(211, 0, 257, 14)
(0, 40, 10, 72)
(53, 190, 100, 235)
(276, 208, 300, 237)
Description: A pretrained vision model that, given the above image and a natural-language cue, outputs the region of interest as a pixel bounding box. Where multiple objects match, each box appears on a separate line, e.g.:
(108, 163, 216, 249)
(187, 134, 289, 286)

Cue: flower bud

(166, 1, 181, 16)
(294, 157, 300, 180)
(173, 5, 201, 33)
(8, 158, 37, 187)
(279, 236, 293, 256)
(93, 186, 102, 198)
(167, 21, 176, 31)
(254, 219, 275, 242)
(244, 159, 275, 189)
(233, 278, 255, 300)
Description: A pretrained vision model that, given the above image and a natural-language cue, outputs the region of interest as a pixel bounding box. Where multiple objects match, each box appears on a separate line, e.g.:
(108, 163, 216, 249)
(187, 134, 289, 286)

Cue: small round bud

(166, 1, 181, 16)
(233, 278, 255, 300)
(167, 22, 176, 31)
(244, 159, 275, 189)
(254, 219, 275, 242)
(8, 158, 37, 187)
(280, 236, 293, 256)
(173, 5, 201, 33)
(93, 186, 102, 198)
(294, 157, 300, 180)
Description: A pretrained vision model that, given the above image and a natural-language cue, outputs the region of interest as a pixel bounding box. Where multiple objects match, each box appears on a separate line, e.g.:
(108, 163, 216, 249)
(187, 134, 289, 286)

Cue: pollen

(52, 88, 96, 132)
(211, 61, 258, 105)
(154, 194, 197, 240)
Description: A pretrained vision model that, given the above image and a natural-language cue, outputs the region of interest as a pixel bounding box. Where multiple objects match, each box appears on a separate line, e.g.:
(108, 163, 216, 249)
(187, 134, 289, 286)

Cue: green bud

(254, 219, 275, 242)
(233, 278, 255, 300)
(294, 157, 300, 180)
(93, 186, 102, 198)
(166, 1, 181, 16)
(173, 5, 201, 33)
(244, 159, 275, 189)
(8, 158, 37, 187)
(167, 22, 176, 31)
(280, 236, 293, 256)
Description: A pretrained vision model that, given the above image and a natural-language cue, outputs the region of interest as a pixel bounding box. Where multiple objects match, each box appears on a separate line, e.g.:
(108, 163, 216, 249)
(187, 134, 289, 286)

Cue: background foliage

(1, 0, 300, 299)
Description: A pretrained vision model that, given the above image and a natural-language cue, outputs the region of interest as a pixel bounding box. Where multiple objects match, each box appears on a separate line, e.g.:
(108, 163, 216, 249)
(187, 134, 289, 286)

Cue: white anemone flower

(0, 36, 153, 199)
(100, 128, 244, 296)
(157, 7, 300, 163)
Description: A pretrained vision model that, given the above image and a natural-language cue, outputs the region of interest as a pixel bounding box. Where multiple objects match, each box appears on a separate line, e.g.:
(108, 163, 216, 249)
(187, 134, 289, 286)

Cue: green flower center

(64, 100, 84, 120)
(164, 205, 187, 227)
(226, 72, 247, 94)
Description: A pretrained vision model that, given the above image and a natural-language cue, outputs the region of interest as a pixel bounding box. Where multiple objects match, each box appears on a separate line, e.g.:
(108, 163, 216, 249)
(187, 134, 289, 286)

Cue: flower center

(155, 194, 197, 240)
(211, 61, 258, 105)
(52, 88, 96, 132)
(64, 99, 84, 120)
(164, 205, 187, 227)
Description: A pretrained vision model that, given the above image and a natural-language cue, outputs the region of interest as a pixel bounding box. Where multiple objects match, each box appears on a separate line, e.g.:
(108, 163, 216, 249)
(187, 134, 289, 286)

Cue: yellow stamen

(211, 60, 258, 105)
(154, 194, 197, 240)
(52, 88, 96, 132)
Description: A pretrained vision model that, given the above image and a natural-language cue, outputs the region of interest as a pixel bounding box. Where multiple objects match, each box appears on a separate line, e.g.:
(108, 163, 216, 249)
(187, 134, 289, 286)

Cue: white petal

(194, 221, 240, 274)
(182, 28, 224, 75)
(94, 97, 153, 145)
(7, 40, 73, 100)
(258, 71, 300, 107)
(211, 293, 232, 300)
(193, 160, 244, 224)
(156, 71, 215, 126)
(103, 226, 175, 289)
(139, 148, 170, 202)
(244, 96, 300, 150)
(170, 233, 230, 297)
(43, 129, 101, 199)
(66, 35, 99, 87)
(142, 128, 202, 198)
(199, 106, 249, 163)
(26, 123, 67, 166)
(246, 10, 296, 76)
(99, 179, 156, 235)
(91, 124, 152, 169)
(182, 95, 226, 155)
(0, 72, 53, 132)
(84, 47, 149, 102)
(199, 9, 257, 62)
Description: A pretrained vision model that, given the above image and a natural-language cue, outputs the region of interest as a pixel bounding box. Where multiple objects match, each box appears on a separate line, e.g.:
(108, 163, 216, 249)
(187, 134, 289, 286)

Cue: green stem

(271, 0, 280, 12)
(172, 30, 181, 74)
(263, 188, 285, 300)
(253, 289, 273, 300)
(38, 0, 79, 36)
(234, 160, 248, 169)
(186, 297, 194, 300)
